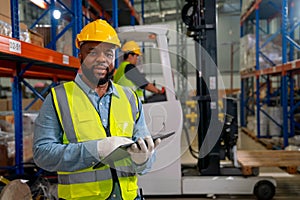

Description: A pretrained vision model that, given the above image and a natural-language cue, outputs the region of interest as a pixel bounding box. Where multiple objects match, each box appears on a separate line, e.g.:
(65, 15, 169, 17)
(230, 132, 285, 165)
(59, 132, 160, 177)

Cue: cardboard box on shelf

(0, 0, 11, 18)
(29, 30, 44, 47)
(0, 99, 8, 111)
(0, 114, 14, 125)
(23, 98, 43, 111)
(7, 98, 43, 111)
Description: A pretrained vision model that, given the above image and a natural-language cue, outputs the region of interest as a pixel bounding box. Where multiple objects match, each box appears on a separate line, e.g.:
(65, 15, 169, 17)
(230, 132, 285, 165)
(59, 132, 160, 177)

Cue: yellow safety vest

(114, 61, 144, 98)
(51, 81, 139, 200)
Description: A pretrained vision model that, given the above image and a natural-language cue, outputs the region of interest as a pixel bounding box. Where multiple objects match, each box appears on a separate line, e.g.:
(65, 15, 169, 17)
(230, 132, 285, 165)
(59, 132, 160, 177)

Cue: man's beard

(97, 68, 115, 85)
(81, 64, 115, 86)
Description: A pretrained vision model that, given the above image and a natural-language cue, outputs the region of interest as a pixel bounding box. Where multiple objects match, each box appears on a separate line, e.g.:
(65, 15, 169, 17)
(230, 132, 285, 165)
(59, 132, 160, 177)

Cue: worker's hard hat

(121, 41, 142, 55)
(75, 19, 121, 49)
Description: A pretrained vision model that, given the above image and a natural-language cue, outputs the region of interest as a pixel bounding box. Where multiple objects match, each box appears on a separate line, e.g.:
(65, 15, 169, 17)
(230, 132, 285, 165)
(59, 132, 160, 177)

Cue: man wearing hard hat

(33, 19, 160, 200)
(114, 40, 163, 100)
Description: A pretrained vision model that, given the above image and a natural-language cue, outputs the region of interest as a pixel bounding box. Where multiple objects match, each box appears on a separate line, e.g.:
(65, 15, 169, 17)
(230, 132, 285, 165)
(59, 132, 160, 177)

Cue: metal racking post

(255, 4, 261, 137)
(10, 0, 23, 175)
(281, 0, 289, 147)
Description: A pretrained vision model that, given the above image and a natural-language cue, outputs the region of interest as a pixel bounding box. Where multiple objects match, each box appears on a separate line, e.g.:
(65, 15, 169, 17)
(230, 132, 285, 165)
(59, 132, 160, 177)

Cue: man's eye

(88, 52, 97, 56)
(105, 53, 113, 58)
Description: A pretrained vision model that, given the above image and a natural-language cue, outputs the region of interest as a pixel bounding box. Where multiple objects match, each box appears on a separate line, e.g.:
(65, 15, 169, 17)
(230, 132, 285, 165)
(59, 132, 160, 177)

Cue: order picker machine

(117, 0, 276, 199)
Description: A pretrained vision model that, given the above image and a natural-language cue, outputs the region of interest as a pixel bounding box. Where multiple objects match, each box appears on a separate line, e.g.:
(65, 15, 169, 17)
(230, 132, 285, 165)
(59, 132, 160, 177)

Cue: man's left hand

(127, 136, 161, 165)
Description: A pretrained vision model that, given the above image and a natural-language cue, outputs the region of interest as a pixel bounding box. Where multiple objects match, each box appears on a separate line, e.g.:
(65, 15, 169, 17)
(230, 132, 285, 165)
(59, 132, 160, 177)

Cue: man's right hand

(97, 136, 134, 158)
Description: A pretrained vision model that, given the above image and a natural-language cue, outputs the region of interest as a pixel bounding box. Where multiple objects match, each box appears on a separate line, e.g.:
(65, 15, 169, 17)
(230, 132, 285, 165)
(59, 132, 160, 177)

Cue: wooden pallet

(237, 150, 300, 176)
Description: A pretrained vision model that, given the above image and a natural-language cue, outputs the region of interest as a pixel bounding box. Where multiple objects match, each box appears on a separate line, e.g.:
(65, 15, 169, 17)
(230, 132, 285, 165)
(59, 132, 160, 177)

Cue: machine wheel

(254, 180, 275, 200)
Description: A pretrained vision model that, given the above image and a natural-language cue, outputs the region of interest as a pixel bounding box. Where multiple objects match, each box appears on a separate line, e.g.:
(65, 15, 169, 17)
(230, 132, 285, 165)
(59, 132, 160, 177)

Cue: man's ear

(78, 52, 82, 60)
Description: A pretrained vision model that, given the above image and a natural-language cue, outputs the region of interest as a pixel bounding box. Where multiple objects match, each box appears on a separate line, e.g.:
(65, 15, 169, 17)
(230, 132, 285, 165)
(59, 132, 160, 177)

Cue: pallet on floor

(237, 150, 300, 176)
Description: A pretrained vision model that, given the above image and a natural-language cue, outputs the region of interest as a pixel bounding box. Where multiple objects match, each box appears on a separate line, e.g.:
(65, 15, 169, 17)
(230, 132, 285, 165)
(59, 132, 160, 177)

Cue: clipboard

(93, 131, 175, 169)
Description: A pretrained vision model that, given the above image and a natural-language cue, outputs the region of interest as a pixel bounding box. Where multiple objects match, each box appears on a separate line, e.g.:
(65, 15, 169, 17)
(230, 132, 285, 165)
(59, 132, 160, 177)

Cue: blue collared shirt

(33, 74, 154, 199)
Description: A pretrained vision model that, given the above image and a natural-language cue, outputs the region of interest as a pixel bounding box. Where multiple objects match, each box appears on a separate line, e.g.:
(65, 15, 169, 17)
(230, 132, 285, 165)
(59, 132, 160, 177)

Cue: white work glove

(127, 136, 161, 165)
(97, 136, 134, 158)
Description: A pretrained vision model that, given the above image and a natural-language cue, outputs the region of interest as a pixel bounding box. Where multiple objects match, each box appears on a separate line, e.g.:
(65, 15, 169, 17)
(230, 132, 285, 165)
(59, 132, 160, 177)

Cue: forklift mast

(183, 0, 220, 175)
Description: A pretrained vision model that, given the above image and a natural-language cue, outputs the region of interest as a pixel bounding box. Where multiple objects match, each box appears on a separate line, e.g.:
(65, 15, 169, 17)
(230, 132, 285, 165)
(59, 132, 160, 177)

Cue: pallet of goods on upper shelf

(0, 15, 44, 48)
(239, 34, 282, 72)
(0, 14, 30, 43)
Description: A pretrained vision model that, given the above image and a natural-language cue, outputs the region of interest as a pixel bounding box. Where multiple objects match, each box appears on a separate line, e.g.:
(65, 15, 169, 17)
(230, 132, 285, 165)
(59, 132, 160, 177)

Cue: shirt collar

(75, 74, 120, 98)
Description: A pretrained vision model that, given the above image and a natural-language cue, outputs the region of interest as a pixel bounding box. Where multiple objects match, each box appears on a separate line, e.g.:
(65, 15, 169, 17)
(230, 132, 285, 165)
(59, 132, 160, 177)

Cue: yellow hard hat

(75, 19, 121, 49)
(121, 41, 142, 55)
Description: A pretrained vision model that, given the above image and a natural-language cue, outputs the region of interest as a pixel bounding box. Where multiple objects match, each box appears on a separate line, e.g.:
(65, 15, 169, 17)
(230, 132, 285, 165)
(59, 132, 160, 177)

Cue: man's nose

(96, 52, 107, 61)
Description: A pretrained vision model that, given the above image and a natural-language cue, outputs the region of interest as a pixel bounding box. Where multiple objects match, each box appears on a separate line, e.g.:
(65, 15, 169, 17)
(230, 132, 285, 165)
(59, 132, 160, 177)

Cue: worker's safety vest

(114, 61, 144, 98)
(51, 81, 139, 200)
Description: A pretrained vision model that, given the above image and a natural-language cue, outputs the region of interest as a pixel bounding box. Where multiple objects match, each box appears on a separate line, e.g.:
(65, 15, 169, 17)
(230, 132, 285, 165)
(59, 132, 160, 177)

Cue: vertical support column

(141, 0, 145, 24)
(266, 76, 271, 105)
(13, 65, 23, 175)
(240, 2, 245, 128)
(290, 73, 295, 137)
(130, 0, 135, 25)
(10, 0, 23, 175)
(72, 0, 83, 57)
(288, 0, 295, 139)
(50, 0, 57, 50)
(255, 5, 261, 137)
(282, 0, 289, 147)
(10, 0, 20, 39)
(112, 0, 119, 68)
(289, 0, 295, 61)
(112, 0, 118, 28)
(240, 78, 246, 127)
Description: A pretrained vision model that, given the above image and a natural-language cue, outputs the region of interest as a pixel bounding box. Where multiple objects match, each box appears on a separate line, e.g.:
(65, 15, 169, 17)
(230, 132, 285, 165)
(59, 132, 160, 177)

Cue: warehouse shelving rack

(0, 0, 140, 175)
(240, 0, 300, 148)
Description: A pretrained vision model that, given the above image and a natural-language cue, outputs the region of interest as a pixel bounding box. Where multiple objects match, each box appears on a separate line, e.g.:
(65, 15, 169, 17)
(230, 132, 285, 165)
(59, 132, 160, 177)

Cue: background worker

(114, 40, 163, 100)
(33, 19, 160, 200)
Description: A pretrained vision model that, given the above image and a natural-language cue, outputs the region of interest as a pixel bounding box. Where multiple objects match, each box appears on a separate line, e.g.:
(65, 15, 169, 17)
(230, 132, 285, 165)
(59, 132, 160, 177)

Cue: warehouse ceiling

(133, 0, 241, 24)
(21, 0, 241, 27)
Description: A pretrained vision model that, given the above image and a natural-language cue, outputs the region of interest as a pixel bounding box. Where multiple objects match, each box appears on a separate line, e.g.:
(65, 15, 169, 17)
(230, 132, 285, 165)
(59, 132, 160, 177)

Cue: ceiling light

(53, 9, 61, 20)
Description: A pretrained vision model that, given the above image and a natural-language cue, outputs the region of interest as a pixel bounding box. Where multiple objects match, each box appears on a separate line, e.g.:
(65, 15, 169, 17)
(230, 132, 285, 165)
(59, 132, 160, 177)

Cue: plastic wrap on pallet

(253, 105, 268, 137)
(239, 34, 282, 72)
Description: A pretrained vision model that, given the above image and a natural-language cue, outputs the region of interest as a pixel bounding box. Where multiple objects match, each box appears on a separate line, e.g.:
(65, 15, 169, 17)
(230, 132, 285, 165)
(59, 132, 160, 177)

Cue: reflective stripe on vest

(114, 61, 144, 98)
(58, 167, 135, 185)
(51, 81, 139, 200)
(52, 84, 78, 143)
